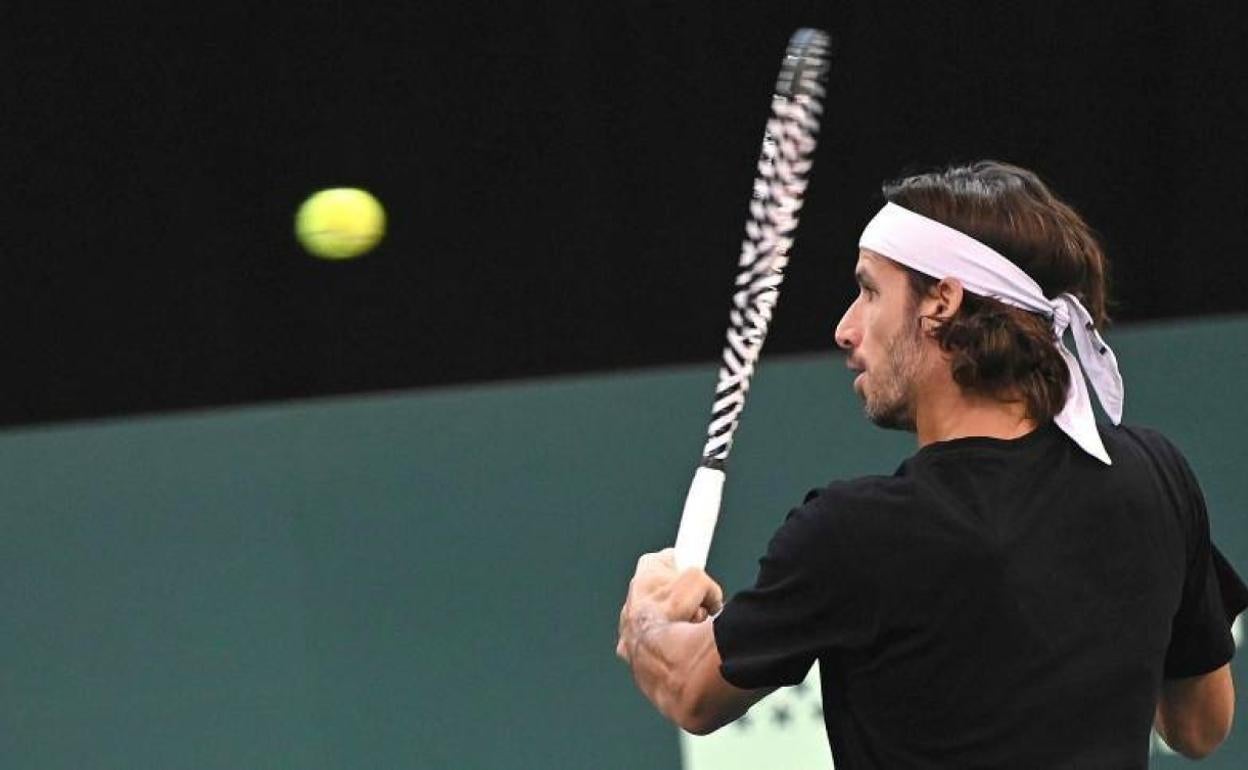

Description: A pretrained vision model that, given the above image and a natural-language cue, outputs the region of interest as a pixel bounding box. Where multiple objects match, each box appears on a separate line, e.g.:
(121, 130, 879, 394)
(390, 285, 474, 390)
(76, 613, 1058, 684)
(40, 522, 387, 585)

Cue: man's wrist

(626, 602, 668, 661)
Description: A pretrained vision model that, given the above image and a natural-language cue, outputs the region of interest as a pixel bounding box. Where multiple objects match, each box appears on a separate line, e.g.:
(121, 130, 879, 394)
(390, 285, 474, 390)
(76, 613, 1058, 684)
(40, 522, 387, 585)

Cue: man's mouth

(846, 360, 866, 391)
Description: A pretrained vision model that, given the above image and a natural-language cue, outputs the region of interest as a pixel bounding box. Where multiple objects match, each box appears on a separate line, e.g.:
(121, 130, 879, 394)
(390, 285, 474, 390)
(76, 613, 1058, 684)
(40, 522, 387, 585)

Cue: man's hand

(614, 548, 766, 734)
(617, 548, 724, 663)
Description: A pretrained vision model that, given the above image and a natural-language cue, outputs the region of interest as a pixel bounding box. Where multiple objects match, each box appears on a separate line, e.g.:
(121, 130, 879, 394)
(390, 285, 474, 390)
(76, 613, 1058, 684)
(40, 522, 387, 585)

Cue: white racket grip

(673, 466, 726, 571)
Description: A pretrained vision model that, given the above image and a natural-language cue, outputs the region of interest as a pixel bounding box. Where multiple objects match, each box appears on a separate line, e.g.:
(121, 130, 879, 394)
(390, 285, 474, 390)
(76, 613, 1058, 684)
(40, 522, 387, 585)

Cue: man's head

(836, 161, 1111, 429)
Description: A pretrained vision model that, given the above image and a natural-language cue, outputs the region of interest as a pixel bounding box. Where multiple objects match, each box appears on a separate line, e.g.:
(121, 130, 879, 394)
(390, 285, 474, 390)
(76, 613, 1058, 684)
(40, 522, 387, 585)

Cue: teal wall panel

(1, 316, 1245, 768)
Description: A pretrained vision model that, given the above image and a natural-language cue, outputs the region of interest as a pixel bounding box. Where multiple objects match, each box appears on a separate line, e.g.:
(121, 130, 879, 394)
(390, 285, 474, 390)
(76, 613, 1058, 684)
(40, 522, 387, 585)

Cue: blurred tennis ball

(295, 188, 386, 260)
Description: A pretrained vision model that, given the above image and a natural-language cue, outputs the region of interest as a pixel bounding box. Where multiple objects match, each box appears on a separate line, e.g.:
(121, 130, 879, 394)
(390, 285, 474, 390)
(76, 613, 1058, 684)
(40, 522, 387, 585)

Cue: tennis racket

(673, 28, 833, 571)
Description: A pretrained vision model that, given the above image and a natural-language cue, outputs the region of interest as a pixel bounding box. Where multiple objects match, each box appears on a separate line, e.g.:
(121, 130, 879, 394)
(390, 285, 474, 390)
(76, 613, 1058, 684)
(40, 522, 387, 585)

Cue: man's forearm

(1154, 665, 1234, 759)
(624, 607, 718, 727)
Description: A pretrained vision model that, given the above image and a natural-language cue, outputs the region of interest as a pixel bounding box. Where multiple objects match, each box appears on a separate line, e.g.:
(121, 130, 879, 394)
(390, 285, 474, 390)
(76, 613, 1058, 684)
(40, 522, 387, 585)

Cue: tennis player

(617, 161, 1248, 767)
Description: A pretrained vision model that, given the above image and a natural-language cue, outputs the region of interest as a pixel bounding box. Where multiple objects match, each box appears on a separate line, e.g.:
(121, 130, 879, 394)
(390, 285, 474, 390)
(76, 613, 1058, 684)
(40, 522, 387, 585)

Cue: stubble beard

(863, 321, 923, 432)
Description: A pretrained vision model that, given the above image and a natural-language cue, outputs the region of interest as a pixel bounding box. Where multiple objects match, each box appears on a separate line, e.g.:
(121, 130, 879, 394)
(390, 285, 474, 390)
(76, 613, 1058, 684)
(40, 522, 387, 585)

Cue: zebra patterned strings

(701, 30, 830, 467)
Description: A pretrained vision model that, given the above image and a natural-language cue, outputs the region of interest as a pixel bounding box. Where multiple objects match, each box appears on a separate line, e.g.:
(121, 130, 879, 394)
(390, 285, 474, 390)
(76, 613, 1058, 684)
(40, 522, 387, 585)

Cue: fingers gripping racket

(673, 29, 833, 571)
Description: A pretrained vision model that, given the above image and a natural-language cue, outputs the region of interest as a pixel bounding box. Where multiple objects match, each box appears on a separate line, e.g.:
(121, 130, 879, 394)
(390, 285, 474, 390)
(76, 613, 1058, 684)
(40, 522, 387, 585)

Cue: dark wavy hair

(883, 161, 1111, 422)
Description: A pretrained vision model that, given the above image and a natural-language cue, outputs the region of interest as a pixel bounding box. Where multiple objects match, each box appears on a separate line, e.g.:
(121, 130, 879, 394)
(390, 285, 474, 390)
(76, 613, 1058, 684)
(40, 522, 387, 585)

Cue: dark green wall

(3, 316, 1245, 769)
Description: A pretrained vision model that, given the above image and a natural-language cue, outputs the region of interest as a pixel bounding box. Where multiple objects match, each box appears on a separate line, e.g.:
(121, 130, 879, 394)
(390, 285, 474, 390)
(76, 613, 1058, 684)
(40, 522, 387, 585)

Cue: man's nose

(834, 307, 858, 350)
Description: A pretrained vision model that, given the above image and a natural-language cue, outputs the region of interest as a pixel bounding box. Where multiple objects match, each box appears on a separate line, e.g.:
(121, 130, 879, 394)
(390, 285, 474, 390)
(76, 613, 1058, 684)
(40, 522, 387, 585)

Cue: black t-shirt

(714, 422, 1248, 769)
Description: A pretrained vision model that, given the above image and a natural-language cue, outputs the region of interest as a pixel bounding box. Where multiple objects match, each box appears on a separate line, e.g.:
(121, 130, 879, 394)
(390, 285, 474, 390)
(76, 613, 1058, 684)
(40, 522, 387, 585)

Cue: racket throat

(698, 456, 726, 472)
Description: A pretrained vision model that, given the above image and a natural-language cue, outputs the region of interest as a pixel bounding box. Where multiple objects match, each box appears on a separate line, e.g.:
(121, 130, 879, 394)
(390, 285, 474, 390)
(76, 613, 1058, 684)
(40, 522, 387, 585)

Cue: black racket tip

(777, 28, 835, 97)
(790, 27, 833, 52)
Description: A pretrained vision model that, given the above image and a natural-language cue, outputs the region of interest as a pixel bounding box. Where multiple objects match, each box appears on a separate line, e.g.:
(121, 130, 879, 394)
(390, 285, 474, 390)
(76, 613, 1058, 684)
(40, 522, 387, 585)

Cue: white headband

(859, 202, 1124, 464)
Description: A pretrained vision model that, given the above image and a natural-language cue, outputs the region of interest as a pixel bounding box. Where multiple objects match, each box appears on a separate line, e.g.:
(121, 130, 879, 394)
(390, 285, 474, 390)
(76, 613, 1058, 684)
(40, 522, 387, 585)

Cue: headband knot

(1050, 297, 1073, 337)
(859, 202, 1124, 465)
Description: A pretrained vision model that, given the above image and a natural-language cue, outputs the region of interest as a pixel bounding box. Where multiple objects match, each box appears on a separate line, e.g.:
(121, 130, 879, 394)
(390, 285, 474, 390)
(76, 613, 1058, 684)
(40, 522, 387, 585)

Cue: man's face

(834, 250, 927, 430)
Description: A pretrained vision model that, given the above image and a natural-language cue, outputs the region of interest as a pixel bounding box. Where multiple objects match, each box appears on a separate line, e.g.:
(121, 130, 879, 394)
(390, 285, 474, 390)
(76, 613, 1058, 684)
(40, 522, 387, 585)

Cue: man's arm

(617, 550, 773, 734)
(1154, 664, 1235, 759)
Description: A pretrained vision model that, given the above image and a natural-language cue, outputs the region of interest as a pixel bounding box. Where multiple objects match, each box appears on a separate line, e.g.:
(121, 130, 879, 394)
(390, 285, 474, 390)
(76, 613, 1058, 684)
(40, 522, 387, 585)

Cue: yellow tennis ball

(295, 188, 386, 260)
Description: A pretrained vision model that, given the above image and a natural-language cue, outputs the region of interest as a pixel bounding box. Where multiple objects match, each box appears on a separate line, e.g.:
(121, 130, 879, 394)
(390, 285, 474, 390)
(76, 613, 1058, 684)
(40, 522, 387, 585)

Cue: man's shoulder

(775, 474, 979, 584)
(802, 473, 918, 504)
(1101, 423, 1195, 475)
(1102, 421, 1177, 450)
(787, 474, 925, 534)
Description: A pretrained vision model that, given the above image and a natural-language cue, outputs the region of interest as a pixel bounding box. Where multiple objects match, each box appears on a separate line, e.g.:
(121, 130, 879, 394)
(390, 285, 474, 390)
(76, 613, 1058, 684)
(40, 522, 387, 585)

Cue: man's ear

(916, 278, 964, 332)
(931, 278, 964, 320)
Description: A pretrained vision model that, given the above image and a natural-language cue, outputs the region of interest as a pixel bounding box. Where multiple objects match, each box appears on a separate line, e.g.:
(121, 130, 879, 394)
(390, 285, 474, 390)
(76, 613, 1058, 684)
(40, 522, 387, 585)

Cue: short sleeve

(713, 487, 879, 690)
(1162, 448, 1248, 678)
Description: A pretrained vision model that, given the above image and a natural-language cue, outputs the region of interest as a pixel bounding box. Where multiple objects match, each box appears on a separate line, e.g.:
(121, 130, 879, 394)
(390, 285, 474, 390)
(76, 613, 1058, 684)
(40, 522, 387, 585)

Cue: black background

(6, 1, 1247, 427)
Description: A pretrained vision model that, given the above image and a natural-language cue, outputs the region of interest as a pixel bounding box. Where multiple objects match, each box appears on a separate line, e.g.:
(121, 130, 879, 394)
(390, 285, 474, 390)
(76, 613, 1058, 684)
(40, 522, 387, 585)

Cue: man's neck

(912, 373, 1037, 447)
